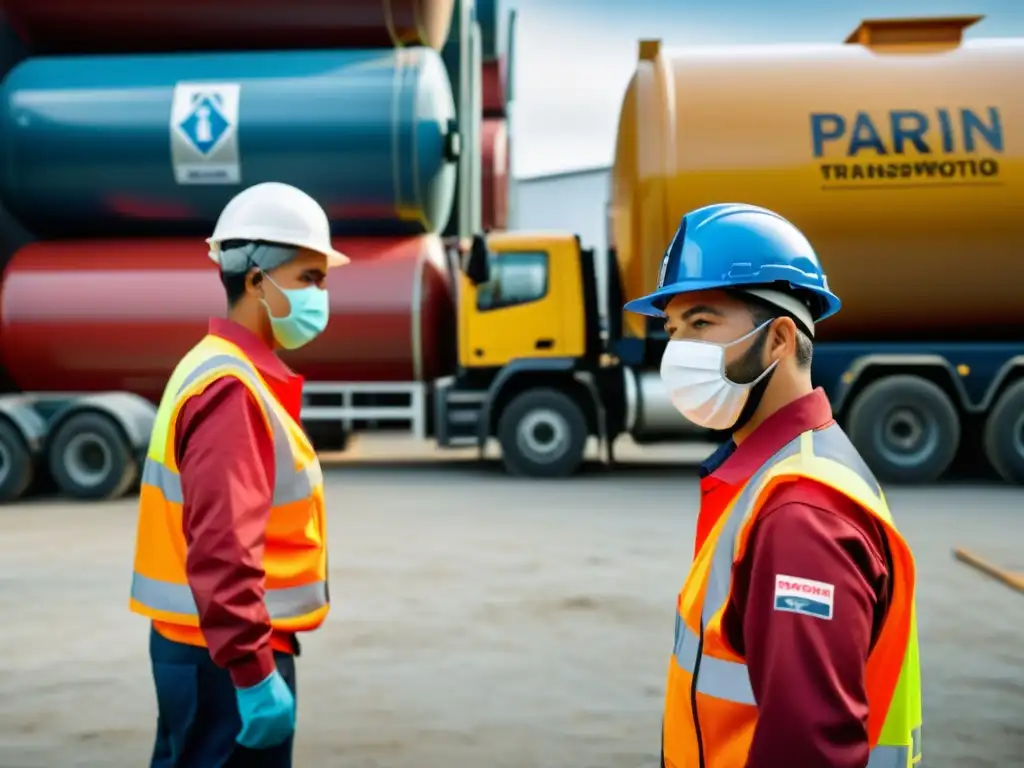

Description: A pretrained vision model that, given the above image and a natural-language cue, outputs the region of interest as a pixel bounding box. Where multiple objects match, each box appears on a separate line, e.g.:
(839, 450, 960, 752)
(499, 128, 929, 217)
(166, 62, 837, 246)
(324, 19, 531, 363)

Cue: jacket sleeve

(741, 482, 889, 768)
(174, 376, 278, 688)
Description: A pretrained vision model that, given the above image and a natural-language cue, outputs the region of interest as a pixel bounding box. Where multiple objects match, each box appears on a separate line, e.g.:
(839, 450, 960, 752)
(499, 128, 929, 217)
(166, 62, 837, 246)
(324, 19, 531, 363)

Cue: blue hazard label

(177, 94, 232, 156)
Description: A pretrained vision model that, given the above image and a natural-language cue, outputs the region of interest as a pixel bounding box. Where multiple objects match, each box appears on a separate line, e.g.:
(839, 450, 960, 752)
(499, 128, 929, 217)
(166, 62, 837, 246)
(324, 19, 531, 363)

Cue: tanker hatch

(845, 15, 983, 51)
(638, 39, 661, 61)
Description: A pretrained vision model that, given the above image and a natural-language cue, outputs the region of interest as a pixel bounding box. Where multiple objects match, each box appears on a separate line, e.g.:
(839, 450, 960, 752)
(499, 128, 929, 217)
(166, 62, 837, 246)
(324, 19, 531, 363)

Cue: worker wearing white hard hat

(130, 182, 345, 768)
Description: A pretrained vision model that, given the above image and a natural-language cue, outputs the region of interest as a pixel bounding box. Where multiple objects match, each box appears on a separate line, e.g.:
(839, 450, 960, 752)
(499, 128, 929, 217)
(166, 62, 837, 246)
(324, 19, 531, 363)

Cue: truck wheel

(497, 388, 588, 478)
(48, 412, 139, 501)
(0, 419, 35, 503)
(983, 380, 1024, 484)
(846, 375, 960, 484)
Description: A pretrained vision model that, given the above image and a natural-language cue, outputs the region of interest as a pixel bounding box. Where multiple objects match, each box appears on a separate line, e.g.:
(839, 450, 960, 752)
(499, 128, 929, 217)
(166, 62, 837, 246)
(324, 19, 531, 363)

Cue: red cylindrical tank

(6, 0, 456, 53)
(0, 237, 456, 403)
(482, 118, 509, 231)
(483, 58, 507, 117)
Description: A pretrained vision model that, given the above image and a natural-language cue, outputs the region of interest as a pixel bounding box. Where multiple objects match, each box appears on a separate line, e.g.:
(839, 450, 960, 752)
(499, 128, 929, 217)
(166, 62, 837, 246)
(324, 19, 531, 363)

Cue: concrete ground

(1, 439, 1023, 768)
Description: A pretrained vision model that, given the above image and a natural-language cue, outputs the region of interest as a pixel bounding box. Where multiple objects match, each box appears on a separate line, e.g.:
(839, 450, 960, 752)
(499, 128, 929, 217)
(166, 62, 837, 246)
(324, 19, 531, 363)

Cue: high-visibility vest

(129, 334, 329, 634)
(663, 424, 922, 768)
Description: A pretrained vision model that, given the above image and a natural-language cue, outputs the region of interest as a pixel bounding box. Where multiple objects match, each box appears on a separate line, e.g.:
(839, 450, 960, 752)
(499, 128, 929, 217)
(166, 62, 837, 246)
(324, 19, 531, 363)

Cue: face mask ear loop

(718, 319, 775, 381)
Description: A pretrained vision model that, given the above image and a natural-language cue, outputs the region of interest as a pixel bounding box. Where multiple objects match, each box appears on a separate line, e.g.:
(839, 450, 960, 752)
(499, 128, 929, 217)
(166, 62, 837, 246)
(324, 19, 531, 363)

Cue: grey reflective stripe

(700, 436, 804, 623)
(867, 726, 922, 767)
(866, 744, 908, 768)
(691, 425, 885, 705)
(673, 623, 755, 705)
(131, 571, 328, 620)
(702, 425, 881, 623)
(143, 352, 320, 507)
(142, 458, 183, 503)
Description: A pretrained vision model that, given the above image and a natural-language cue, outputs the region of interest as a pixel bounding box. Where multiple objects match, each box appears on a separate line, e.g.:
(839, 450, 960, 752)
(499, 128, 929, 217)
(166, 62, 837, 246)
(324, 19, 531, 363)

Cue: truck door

(464, 248, 562, 368)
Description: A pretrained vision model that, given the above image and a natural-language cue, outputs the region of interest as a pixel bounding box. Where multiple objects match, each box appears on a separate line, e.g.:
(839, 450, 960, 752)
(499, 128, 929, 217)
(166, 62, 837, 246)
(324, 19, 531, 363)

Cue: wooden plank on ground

(953, 548, 1024, 593)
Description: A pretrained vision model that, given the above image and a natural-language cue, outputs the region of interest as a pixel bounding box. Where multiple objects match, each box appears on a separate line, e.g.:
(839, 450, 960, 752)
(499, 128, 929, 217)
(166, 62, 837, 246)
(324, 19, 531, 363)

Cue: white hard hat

(207, 182, 350, 267)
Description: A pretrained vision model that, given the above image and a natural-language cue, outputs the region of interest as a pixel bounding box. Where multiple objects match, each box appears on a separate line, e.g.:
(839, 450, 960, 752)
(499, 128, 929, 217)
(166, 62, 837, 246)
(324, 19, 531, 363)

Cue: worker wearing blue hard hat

(626, 203, 922, 768)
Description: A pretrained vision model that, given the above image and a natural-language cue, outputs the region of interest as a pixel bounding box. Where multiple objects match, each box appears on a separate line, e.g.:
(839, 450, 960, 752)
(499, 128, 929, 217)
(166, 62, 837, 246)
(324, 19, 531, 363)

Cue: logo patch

(773, 574, 834, 620)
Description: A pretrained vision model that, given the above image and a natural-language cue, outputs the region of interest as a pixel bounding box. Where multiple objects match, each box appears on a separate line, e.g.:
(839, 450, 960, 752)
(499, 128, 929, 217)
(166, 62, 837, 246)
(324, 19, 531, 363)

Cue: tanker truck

(453, 13, 1023, 485)
(336, 13, 1022, 486)
(470, 13, 1023, 484)
(2, 13, 1022, 497)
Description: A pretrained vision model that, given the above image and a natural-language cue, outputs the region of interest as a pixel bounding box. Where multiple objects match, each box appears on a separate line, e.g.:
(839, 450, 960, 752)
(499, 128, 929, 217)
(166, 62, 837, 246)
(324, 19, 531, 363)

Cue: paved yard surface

(1, 451, 1022, 767)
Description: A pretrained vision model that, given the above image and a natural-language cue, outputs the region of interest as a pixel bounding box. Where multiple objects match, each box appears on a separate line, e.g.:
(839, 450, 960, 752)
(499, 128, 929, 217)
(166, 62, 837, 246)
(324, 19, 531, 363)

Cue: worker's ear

(246, 267, 264, 297)
(769, 316, 798, 361)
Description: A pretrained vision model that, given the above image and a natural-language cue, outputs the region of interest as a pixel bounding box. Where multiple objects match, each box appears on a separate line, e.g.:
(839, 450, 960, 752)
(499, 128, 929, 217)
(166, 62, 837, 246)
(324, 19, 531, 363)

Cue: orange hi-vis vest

(129, 334, 329, 638)
(663, 424, 922, 768)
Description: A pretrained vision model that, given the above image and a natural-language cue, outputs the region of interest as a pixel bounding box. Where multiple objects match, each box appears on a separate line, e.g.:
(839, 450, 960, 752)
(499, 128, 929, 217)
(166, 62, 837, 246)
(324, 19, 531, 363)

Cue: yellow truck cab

(435, 231, 622, 477)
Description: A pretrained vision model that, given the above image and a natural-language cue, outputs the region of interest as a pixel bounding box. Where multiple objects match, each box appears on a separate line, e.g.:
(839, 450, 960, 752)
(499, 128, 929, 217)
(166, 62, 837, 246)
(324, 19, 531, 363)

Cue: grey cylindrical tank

(0, 48, 458, 238)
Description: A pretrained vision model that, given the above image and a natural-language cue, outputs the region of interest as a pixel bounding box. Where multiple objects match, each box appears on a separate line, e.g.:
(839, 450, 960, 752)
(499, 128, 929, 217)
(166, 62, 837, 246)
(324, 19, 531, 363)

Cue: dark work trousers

(149, 625, 298, 768)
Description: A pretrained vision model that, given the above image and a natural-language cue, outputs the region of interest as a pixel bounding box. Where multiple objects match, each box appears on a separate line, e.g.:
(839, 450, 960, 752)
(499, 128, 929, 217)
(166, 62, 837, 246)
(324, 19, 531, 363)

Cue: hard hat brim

(206, 239, 351, 268)
(624, 279, 841, 321)
(322, 247, 351, 267)
(623, 280, 728, 318)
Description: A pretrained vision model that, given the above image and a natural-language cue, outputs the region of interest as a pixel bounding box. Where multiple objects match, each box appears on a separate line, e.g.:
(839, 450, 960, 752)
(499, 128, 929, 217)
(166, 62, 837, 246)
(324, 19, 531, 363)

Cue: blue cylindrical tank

(0, 48, 459, 238)
(475, 0, 503, 62)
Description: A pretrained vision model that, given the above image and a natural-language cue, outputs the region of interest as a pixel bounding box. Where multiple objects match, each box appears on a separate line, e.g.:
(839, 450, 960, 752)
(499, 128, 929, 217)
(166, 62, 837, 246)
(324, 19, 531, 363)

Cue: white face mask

(660, 321, 778, 431)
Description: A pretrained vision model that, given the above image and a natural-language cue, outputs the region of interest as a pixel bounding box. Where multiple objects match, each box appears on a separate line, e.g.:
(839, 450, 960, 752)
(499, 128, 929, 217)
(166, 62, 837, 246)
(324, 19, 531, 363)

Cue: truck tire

(0, 419, 35, 503)
(983, 380, 1024, 485)
(497, 388, 588, 478)
(48, 412, 139, 501)
(846, 375, 960, 484)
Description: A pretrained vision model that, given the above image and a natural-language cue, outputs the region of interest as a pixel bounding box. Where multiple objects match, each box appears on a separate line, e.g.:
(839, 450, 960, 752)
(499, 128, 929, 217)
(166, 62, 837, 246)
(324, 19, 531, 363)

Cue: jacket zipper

(691, 619, 707, 768)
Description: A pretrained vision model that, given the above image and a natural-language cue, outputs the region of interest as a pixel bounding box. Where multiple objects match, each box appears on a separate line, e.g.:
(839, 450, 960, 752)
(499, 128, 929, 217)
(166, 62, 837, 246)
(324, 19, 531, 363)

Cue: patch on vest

(773, 574, 834, 620)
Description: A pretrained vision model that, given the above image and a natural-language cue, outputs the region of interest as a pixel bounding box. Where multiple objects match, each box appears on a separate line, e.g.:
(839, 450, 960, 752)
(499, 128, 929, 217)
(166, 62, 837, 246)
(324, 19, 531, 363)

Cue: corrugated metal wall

(512, 165, 610, 321)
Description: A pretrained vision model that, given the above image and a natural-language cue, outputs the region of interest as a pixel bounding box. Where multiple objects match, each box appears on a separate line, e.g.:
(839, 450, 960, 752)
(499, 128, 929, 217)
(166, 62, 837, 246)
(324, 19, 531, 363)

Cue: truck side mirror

(465, 234, 491, 285)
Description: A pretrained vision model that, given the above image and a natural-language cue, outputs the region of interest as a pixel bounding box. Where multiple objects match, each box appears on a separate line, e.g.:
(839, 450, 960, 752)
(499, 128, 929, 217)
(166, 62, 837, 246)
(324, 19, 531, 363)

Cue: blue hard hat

(623, 203, 841, 322)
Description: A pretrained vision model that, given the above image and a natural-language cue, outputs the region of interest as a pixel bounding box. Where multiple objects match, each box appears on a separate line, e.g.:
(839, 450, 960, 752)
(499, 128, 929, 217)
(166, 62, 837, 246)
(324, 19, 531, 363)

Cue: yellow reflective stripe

(867, 727, 922, 767)
(673, 621, 755, 705)
(142, 353, 321, 506)
(131, 572, 327, 620)
(808, 427, 882, 498)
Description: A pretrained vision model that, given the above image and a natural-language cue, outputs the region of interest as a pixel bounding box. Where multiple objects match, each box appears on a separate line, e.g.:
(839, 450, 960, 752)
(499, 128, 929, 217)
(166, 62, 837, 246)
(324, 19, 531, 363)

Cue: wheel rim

(1012, 411, 1024, 459)
(0, 440, 10, 487)
(63, 434, 112, 488)
(516, 408, 570, 464)
(874, 405, 938, 468)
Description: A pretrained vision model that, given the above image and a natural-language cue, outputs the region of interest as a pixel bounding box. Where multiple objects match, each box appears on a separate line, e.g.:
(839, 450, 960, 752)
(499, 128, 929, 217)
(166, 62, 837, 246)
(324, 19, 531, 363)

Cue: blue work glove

(235, 669, 296, 750)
